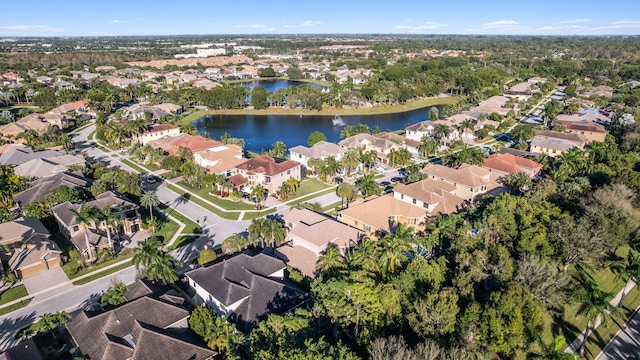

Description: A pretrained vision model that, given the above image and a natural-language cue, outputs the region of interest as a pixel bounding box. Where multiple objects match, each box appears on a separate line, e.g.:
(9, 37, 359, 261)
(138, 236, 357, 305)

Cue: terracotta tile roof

(552, 120, 606, 133)
(235, 155, 300, 176)
(195, 144, 245, 174)
(482, 153, 542, 174)
(144, 123, 179, 134)
(275, 245, 318, 278)
(338, 194, 427, 233)
(228, 173, 248, 186)
(530, 136, 577, 152)
(283, 208, 363, 248)
(421, 164, 492, 188)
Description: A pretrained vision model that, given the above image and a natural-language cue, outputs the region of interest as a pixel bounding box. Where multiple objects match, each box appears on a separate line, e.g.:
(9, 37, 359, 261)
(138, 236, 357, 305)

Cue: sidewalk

(566, 279, 638, 354)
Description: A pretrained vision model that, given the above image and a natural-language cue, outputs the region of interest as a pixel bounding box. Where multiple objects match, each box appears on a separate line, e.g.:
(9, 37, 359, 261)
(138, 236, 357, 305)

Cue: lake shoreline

(181, 96, 459, 125)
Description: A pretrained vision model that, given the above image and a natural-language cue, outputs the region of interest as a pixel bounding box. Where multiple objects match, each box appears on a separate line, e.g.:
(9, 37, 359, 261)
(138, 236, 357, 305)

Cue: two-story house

(185, 252, 306, 333)
(231, 155, 302, 194)
(482, 153, 543, 181)
(420, 164, 500, 200)
(0, 217, 62, 279)
(530, 130, 588, 156)
(552, 120, 607, 143)
(52, 191, 141, 256)
(338, 133, 403, 164)
(193, 144, 244, 176)
(132, 124, 181, 146)
(275, 208, 364, 277)
(289, 141, 346, 169)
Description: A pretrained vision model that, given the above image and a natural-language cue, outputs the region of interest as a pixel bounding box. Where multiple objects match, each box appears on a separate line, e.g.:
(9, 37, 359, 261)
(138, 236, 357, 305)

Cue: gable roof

(0, 148, 63, 166)
(8, 237, 61, 272)
(185, 252, 305, 333)
(283, 208, 363, 248)
(338, 133, 399, 151)
(235, 155, 299, 176)
(13, 155, 85, 179)
(67, 296, 214, 360)
(421, 164, 492, 188)
(553, 120, 607, 133)
(338, 194, 427, 233)
(13, 171, 89, 206)
(52, 191, 138, 227)
(530, 136, 577, 152)
(393, 178, 467, 215)
(406, 120, 435, 133)
(536, 130, 589, 144)
(0, 217, 50, 244)
(289, 141, 346, 159)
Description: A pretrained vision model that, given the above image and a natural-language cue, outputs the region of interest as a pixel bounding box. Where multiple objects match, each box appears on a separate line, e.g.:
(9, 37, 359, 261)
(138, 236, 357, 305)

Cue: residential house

(374, 132, 421, 156)
(132, 124, 181, 146)
(0, 148, 64, 166)
(185, 252, 306, 333)
(469, 95, 511, 116)
(289, 140, 346, 168)
(53, 80, 77, 90)
(232, 155, 302, 194)
(66, 281, 215, 360)
(337, 178, 467, 237)
(13, 154, 86, 179)
(148, 134, 224, 157)
(0, 143, 26, 155)
(405, 120, 460, 147)
(48, 100, 90, 116)
(153, 103, 184, 114)
(52, 191, 141, 256)
(13, 171, 89, 206)
(552, 120, 607, 143)
(0, 217, 61, 279)
(565, 97, 595, 109)
(193, 144, 244, 176)
(275, 208, 364, 277)
(124, 104, 171, 121)
(420, 164, 500, 200)
(482, 153, 543, 181)
(581, 85, 613, 99)
(530, 130, 588, 155)
(338, 133, 403, 164)
(0, 339, 43, 360)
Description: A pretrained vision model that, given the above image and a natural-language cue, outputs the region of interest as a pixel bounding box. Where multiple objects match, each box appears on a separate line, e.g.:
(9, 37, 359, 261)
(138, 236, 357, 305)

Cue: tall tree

(341, 148, 361, 176)
(140, 190, 160, 231)
(307, 131, 327, 146)
(69, 204, 99, 262)
(100, 203, 121, 250)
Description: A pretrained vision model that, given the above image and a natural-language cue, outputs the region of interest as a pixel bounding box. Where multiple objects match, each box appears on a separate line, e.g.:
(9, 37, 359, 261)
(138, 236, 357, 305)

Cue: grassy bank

(0, 285, 28, 305)
(0, 299, 31, 316)
(180, 96, 459, 124)
(72, 261, 134, 285)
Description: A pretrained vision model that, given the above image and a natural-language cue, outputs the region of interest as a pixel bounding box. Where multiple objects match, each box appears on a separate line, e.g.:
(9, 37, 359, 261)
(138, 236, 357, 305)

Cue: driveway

(20, 267, 72, 301)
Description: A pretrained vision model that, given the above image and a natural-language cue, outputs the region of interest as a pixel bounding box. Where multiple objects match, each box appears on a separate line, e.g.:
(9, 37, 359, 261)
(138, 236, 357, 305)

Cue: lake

(193, 107, 438, 153)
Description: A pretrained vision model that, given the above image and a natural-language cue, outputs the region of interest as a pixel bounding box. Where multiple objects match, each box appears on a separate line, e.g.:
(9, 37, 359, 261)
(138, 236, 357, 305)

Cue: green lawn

(242, 209, 276, 220)
(179, 110, 209, 126)
(156, 203, 203, 233)
(541, 263, 640, 359)
(286, 178, 332, 199)
(62, 251, 134, 280)
(138, 207, 181, 244)
(0, 285, 28, 305)
(121, 158, 147, 173)
(72, 261, 134, 285)
(165, 184, 240, 220)
(179, 182, 255, 211)
(167, 235, 200, 251)
(0, 299, 31, 316)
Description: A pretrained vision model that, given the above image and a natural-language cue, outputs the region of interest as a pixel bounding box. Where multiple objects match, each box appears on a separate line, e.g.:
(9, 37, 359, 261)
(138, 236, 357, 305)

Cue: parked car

(380, 181, 391, 186)
(391, 177, 403, 183)
(375, 166, 387, 173)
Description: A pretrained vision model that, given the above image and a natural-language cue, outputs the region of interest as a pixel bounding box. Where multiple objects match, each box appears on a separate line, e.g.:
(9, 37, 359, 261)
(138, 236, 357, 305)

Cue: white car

(375, 166, 387, 173)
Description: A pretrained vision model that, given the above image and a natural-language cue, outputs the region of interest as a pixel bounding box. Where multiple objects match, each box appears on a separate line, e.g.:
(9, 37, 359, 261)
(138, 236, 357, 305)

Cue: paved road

(73, 125, 251, 264)
(596, 306, 640, 360)
(0, 267, 136, 351)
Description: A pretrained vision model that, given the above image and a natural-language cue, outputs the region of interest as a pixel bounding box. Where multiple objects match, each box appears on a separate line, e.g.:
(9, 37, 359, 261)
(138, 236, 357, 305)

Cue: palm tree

(250, 186, 266, 209)
(418, 136, 438, 158)
(574, 269, 620, 357)
(428, 107, 439, 121)
(341, 148, 361, 176)
(557, 149, 588, 176)
(307, 158, 324, 176)
(433, 124, 451, 140)
(460, 119, 475, 132)
(536, 335, 577, 360)
(324, 156, 342, 180)
(610, 250, 640, 307)
(265, 219, 286, 251)
(389, 148, 411, 167)
(69, 204, 99, 262)
(359, 149, 377, 172)
(379, 226, 413, 276)
(316, 244, 347, 277)
(248, 218, 269, 248)
(132, 236, 178, 284)
(285, 177, 300, 194)
(336, 183, 357, 209)
(356, 173, 381, 198)
(100, 203, 121, 250)
(222, 234, 251, 255)
(140, 190, 160, 222)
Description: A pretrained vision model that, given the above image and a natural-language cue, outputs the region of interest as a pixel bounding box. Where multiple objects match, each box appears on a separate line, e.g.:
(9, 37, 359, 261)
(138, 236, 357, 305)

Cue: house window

(412, 199, 417, 204)
(73, 225, 79, 232)
(287, 170, 291, 175)
(423, 203, 429, 209)
(400, 194, 404, 200)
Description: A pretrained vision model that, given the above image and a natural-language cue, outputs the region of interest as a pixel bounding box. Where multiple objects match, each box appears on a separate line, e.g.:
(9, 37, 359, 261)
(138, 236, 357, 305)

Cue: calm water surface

(194, 107, 437, 153)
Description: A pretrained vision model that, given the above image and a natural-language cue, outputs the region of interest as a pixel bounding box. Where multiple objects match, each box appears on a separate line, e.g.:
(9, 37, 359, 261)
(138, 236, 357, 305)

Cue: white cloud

(232, 24, 273, 31)
(593, 20, 640, 31)
(393, 22, 447, 32)
(283, 20, 323, 29)
(482, 20, 518, 28)
(560, 18, 592, 24)
(0, 25, 64, 33)
(110, 20, 123, 24)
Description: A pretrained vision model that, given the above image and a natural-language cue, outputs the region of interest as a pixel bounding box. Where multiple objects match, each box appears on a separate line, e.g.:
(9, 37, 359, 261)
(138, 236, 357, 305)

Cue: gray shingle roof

(289, 141, 346, 159)
(186, 252, 305, 333)
(13, 171, 89, 206)
(0, 148, 63, 166)
(66, 296, 215, 360)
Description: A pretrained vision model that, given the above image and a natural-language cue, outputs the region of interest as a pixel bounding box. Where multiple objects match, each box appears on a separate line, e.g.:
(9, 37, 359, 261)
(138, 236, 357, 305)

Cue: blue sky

(1, 0, 639, 36)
